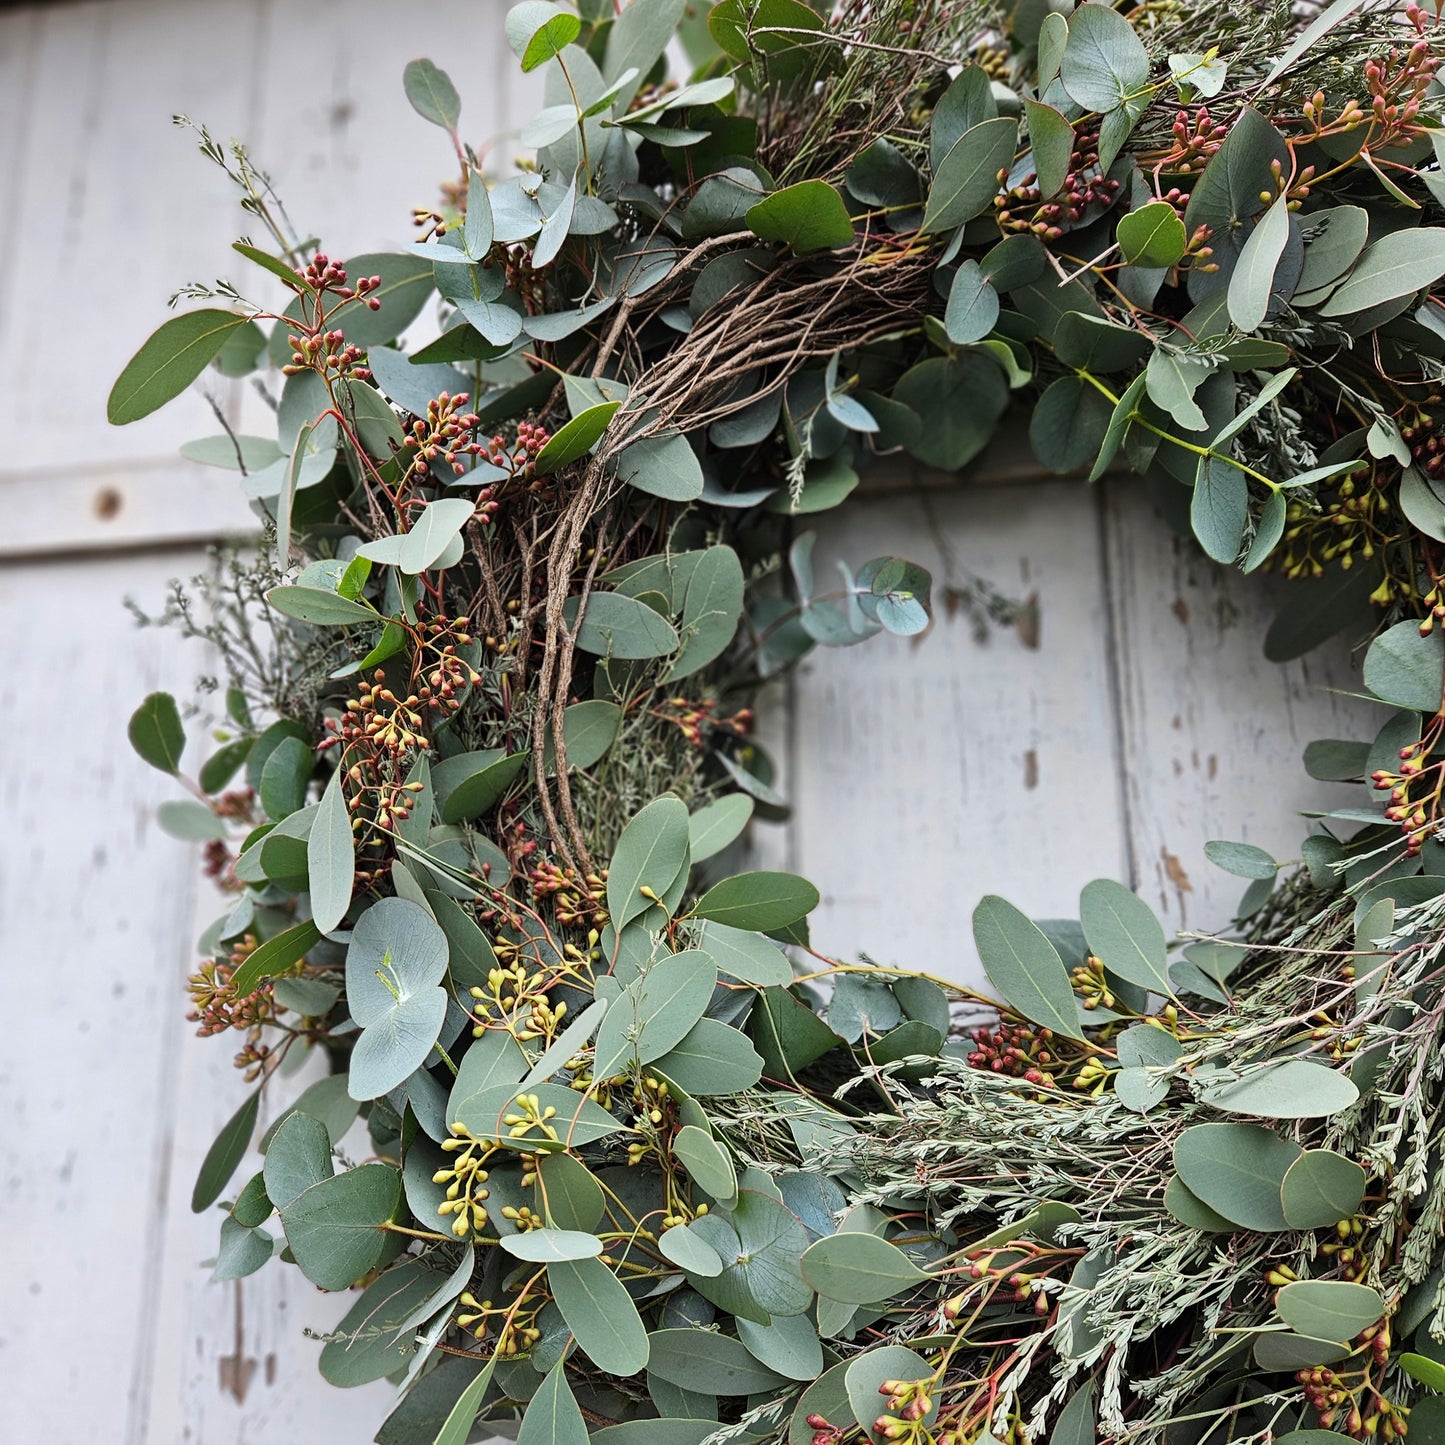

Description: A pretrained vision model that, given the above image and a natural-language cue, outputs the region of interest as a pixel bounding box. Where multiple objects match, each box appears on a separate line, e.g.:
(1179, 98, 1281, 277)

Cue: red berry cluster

(187, 940, 279, 1044)
(1363, 36, 1437, 135)
(283, 327, 370, 381)
(297, 253, 382, 309)
(1402, 401, 1445, 480)
(996, 125, 1122, 239)
(805, 1415, 842, 1445)
(482, 420, 552, 479)
(655, 697, 753, 748)
(965, 1020, 1055, 1086)
(1163, 107, 1229, 173)
(406, 391, 484, 479)
(528, 859, 609, 930)
(213, 787, 256, 822)
(1371, 719, 1445, 855)
(202, 839, 241, 891)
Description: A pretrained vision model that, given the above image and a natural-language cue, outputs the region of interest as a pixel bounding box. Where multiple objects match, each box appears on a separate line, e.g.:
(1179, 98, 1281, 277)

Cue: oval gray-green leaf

(1276, 1279, 1385, 1342)
(607, 795, 691, 930)
(566, 592, 680, 660)
(667, 545, 745, 682)
(308, 767, 355, 934)
(801, 1232, 929, 1304)
(1280, 1149, 1367, 1230)
(1079, 878, 1171, 996)
(1173, 1122, 1300, 1231)
(129, 691, 186, 775)
(549, 1254, 650, 1375)
(973, 895, 1084, 1040)
(1200, 1059, 1359, 1119)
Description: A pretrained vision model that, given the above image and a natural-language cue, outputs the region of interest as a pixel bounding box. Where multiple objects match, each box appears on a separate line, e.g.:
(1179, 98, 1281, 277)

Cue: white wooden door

(0, 1, 1382, 1438)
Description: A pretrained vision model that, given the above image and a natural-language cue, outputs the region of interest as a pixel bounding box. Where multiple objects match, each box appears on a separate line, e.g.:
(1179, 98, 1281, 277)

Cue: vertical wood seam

(1097, 476, 1141, 891)
(124, 829, 203, 1445)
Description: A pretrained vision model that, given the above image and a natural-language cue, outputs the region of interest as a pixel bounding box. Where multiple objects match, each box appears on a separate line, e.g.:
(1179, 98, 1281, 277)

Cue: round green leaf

(1059, 2, 1150, 112)
(747, 180, 854, 253)
(845, 1346, 937, 1444)
(1173, 1122, 1301, 1231)
(1364, 620, 1444, 712)
(403, 58, 461, 129)
(565, 592, 681, 660)
(279, 1163, 403, 1290)
(129, 691, 185, 775)
(1029, 376, 1112, 474)
(1200, 1059, 1360, 1120)
(660, 1221, 726, 1277)
(506, 2, 583, 72)
(944, 260, 999, 344)
(1281, 1149, 1368, 1230)
(1276, 1279, 1385, 1342)
(801, 1232, 929, 1304)
(1117, 202, 1188, 268)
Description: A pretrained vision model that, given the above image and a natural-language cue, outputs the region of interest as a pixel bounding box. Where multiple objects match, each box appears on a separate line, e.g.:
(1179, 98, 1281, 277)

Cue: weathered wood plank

(1101, 479, 1381, 935)
(0, 552, 208, 1440)
(790, 481, 1131, 988)
(0, 0, 265, 474)
(0, 459, 259, 560)
(143, 1040, 393, 1442)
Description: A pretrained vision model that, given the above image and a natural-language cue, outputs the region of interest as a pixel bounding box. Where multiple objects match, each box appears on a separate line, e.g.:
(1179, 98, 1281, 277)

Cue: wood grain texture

(0, 552, 206, 1439)
(792, 482, 1131, 985)
(1100, 479, 1379, 934)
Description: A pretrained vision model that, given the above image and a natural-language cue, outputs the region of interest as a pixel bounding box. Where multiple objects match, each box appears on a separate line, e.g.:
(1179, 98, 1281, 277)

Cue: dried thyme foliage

(107, 1, 1445, 1443)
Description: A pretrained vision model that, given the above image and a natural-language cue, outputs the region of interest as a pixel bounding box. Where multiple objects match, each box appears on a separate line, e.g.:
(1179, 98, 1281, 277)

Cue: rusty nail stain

(1023, 749, 1038, 790)
(1161, 846, 1193, 894)
(93, 487, 123, 521)
(1015, 591, 1040, 650)
(1207, 754, 1218, 779)
(1171, 596, 1190, 625)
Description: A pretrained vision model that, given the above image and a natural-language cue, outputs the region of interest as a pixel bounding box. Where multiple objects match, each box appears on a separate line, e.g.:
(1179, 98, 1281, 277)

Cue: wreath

(111, 2, 1445, 1442)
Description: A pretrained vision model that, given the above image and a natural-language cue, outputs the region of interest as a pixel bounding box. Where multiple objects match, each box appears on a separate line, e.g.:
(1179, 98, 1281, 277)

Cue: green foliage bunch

(111, 1, 1445, 1442)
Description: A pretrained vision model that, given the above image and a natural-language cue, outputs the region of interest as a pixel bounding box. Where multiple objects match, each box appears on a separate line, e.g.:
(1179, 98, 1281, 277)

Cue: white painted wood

(0, 0, 265, 472)
(792, 481, 1132, 986)
(1101, 480, 1380, 935)
(143, 1038, 393, 1443)
(0, 459, 259, 559)
(0, 551, 207, 1440)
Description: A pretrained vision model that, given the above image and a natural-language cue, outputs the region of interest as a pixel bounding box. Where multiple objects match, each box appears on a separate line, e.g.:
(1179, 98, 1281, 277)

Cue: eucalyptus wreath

(112, 2, 1445, 1443)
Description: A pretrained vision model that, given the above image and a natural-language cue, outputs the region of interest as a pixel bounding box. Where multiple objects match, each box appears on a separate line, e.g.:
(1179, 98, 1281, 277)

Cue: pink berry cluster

(406, 391, 484, 479)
